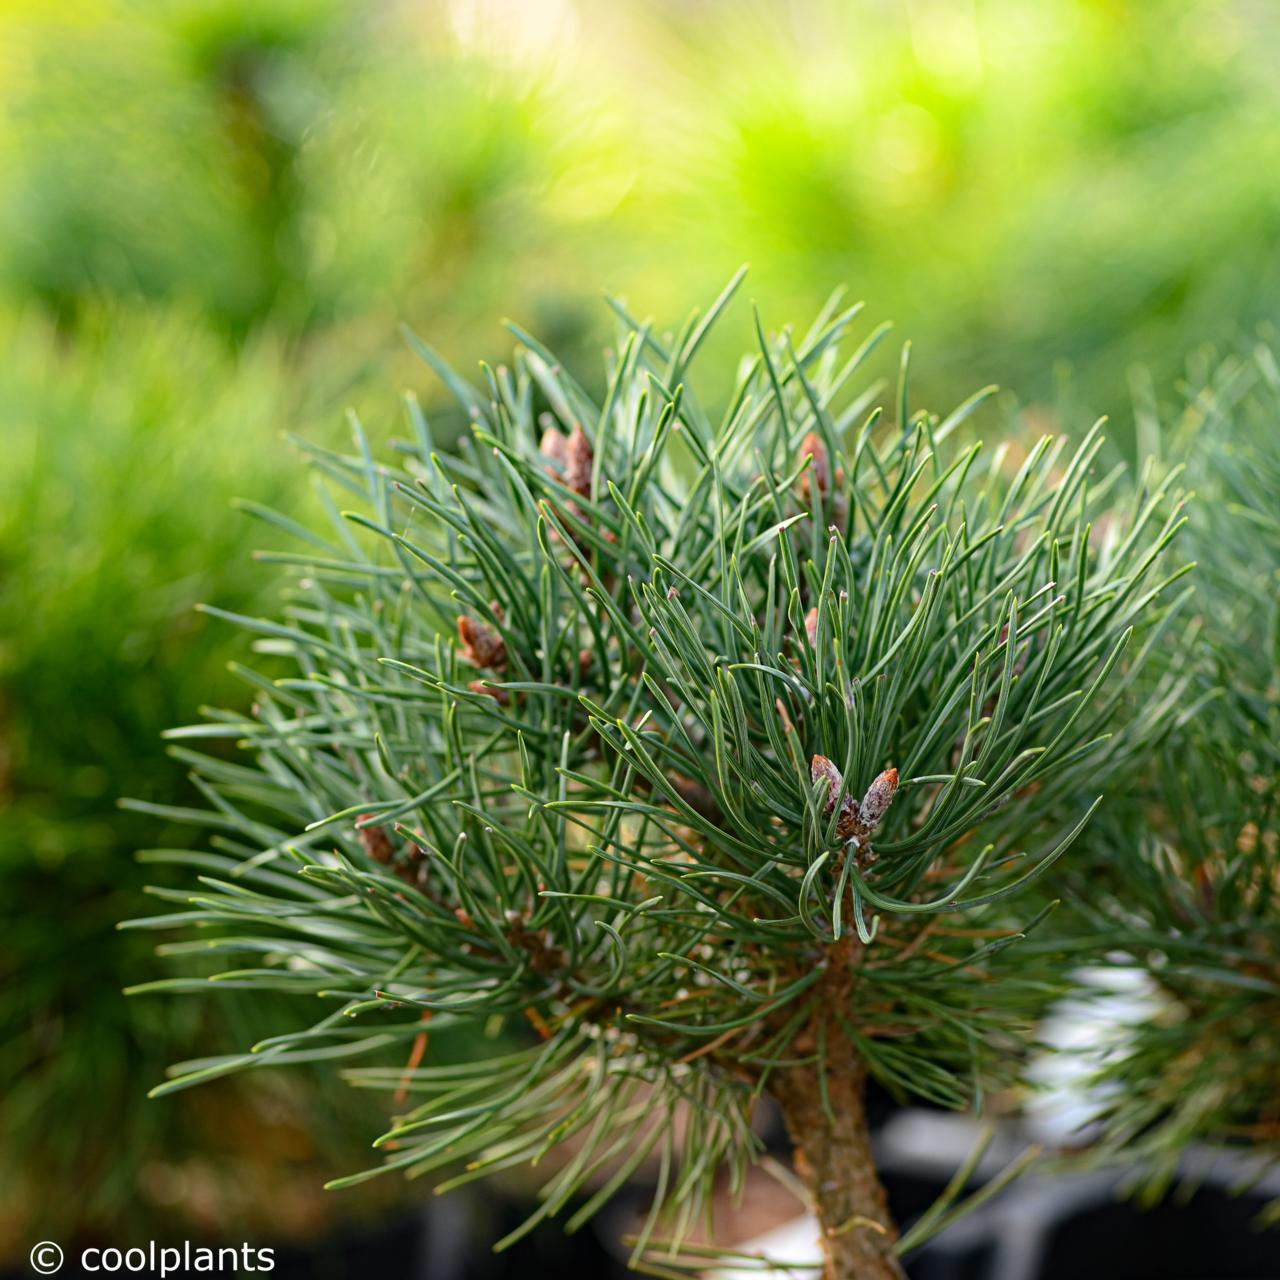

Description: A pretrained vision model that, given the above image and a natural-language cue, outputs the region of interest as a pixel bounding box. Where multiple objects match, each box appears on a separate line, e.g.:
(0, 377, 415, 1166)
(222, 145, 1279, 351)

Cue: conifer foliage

(128, 278, 1189, 1279)
(1054, 343, 1280, 1208)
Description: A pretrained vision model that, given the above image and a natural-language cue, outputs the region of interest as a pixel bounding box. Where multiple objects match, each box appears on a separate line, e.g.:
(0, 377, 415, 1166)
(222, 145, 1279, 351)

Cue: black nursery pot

(1027, 1181, 1278, 1280)
(877, 1112, 1280, 1280)
(436, 1189, 630, 1280)
(268, 1209, 437, 1280)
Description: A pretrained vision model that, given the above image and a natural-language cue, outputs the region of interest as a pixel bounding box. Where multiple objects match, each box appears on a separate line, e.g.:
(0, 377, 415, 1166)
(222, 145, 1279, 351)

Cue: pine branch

(126, 279, 1189, 1276)
(1050, 339, 1280, 1205)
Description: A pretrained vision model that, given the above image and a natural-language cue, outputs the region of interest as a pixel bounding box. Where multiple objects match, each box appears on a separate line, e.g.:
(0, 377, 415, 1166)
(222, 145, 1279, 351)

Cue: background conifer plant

(129, 280, 1191, 1280)
(1048, 341, 1280, 1210)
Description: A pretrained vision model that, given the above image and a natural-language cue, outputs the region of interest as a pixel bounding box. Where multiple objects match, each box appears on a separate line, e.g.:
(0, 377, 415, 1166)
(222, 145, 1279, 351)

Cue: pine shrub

(131, 280, 1191, 1279)
(1050, 341, 1280, 1211)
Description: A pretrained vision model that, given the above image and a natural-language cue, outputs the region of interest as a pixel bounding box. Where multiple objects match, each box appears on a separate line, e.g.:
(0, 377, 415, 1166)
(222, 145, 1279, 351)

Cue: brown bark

(773, 1053, 904, 1280)
(770, 914, 904, 1280)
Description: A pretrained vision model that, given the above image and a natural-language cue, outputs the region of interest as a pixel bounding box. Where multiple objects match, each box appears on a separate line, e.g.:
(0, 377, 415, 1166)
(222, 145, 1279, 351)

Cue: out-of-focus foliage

(1050, 340, 1280, 1206)
(0, 305, 404, 1253)
(0, 0, 596, 362)
(1, 0, 1278, 1259)
(2, 0, 1279, 406)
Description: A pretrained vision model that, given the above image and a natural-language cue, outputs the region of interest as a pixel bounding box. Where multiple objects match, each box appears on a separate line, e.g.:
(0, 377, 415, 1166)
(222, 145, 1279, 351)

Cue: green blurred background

(2, 0, 1279, 1262)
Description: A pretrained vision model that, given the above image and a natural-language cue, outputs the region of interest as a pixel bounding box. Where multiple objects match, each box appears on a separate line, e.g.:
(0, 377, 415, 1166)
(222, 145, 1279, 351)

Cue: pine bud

(402, 833, 428, 884)
(540, 426, 569, 470)
(541, 425, 593, 546)
(857, 767, 899, 833)
(811, 754, 859, 839)
(356, 817, 394, 865)
(805, 606, 820, 647)
(565, 425, 593, 498)
(458, 614, 507, 671)
(801, 432, 831, 498)
(797, 432, 850, 532)
(468, 679, 510, 706)
(811, 753, 840, 793)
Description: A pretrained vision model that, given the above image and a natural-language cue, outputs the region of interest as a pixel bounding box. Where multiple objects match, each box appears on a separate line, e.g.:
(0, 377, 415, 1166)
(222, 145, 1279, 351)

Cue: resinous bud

(458, 615, 508, 671)
(810, 754, 860, 839)
(858, 768, 899, 832)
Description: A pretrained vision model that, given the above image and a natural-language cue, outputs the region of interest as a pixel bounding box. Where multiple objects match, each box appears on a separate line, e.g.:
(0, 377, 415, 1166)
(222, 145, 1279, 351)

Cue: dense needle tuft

(125, 280, 1190, 1277)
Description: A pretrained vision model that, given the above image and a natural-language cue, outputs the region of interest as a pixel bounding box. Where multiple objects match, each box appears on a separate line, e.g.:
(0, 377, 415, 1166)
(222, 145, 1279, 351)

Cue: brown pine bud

(801, 432, 831, 498)
(540, 426, 569, 470)
(811, 754, 860, 839)
(458, 614, 507, 671)
(414, 833, 436, 889)
(565, 425, 593, 498)
(858, 767, 899, 833)
(469, 678, 510, 706)
(389, 835, 426, 887)
(356, 817, 394, 865)
(811, 753, 841, 792)
(798, 433, 849, 533)
(541, 425, 593, 546)
(805, 606, 820, 647)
